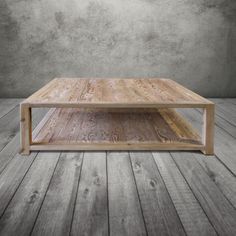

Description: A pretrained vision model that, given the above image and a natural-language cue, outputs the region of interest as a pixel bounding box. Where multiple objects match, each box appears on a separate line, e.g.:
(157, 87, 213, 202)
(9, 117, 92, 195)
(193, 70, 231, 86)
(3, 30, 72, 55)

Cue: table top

(22, 78, 213, 108)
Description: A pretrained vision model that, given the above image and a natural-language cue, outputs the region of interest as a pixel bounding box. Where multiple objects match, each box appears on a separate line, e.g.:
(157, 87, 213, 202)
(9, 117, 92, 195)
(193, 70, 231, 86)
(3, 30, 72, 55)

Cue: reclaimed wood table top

(22, 78, 212, 108)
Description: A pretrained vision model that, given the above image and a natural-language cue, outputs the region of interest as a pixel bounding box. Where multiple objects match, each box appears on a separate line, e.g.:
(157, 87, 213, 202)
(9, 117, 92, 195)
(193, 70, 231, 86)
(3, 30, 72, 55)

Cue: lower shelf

(32, 108, 202, 150)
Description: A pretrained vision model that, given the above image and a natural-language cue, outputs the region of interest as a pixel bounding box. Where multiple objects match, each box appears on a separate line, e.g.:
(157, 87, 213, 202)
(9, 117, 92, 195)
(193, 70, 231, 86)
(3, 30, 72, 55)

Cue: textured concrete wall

(0, 0, 235, 97)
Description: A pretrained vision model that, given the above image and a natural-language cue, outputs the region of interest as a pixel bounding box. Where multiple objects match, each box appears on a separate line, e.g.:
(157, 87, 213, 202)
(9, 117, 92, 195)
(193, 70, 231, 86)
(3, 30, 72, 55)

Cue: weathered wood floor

(0, 98, 236, 236)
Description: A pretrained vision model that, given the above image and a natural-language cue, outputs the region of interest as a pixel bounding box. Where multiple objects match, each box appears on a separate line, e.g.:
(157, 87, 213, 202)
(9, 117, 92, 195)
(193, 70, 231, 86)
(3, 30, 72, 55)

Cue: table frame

(20, 103, 214, 155)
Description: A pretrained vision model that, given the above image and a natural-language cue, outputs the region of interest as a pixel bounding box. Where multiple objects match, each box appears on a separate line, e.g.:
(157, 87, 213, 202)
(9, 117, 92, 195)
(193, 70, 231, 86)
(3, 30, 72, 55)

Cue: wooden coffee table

(20, 78, 214, 155)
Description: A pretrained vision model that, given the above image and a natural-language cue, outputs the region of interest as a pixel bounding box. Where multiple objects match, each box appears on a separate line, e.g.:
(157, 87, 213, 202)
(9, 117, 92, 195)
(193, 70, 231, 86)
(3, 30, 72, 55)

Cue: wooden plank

(129, 151, 186, 236)
(0, 99, 22, 119)
(0, 108, 50, 175)
(193, 152, 236, 208)
(0, 105, 20, 152)
(20, 105, 32, 155)
(30, 143, 204, 151)
(0, 152, 60, 236)
(0, 134, 20, 175)
(159, 109, 200, 141)
(209, 99, 236, 128)
(0, 102, 46, 156)
(153, 152, 216, 236)
(31, 152, 83, 236)
(202, 104, 215, 155)
(27, 102, 212, 109)
(32, 108, 201, 151)
(107, 152, 147, 236)
(33, 108, 73, 143)
(225, 98, 236, 105)
(172, 152, 236, 235)
(23, 78, 212, 106)
(213, 111, 236, 138)
(0, 152, 37, 217)
(178, 108, 236, 175)
(32, 108, 56, 140)
(70, 152, 108, 236)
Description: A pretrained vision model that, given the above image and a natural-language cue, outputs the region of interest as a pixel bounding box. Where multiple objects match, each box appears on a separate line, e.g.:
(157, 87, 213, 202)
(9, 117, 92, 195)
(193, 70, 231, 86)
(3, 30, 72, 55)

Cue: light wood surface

(20, 78, 214, 154)
(178, 107, 236, 176)
(22, 78, 212, 108)
(31, 108, 202, 151)
(0, 99, 236, 235)
(20, 104, 31, 155)
(202, 104, 215, 155)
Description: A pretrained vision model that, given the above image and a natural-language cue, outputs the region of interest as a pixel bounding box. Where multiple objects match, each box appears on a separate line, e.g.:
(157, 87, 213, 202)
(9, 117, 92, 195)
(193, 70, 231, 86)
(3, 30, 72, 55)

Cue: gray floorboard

(0, 99, 235, 236)
(0, 99, 22, 119)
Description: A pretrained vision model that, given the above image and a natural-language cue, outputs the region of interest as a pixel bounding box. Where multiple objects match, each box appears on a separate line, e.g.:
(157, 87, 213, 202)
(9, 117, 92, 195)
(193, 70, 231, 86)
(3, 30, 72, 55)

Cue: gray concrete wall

(0, 0, 235, 98)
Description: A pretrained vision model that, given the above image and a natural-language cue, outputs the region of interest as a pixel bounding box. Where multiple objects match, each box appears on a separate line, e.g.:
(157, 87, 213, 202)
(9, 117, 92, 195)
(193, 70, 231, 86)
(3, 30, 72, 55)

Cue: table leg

(202, 104, 215, 155)
(20, 104, 32, 155)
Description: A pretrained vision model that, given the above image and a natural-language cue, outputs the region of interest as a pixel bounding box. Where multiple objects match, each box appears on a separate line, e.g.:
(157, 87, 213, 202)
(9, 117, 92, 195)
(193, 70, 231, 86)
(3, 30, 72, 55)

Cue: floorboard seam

(29, 152, 61, 235)
(194, 108, 236, 176)
(215, 111, 236, 129)
(0, 152, 39, 220)
(0, 137, 19, 176)
(213, 153, 236, 178)
(151, 152, 188, 236)
(128, 151, 149, 236)
(0, 104, 20, 120)
(105, 151, 110, 236)
(169, 152, 219, 236)
(193, 154, 236, 210)
(195, 108, 236, 139)
(68, 152, 85, 236)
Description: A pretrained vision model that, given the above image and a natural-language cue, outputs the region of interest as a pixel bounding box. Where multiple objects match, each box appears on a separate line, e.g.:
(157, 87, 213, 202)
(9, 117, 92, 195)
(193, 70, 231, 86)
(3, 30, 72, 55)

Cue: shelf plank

(32, 108, 201, 151)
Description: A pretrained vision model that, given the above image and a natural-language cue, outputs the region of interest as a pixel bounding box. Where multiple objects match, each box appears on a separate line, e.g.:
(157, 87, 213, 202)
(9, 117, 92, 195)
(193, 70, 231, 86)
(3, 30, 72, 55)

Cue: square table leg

(202, 104, 215, 155)
(20, 104, 32, 155)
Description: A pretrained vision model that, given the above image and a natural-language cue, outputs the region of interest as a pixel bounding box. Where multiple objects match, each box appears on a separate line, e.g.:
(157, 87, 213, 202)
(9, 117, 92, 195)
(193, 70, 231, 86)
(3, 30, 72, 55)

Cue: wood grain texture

(212, 110, 236, 138)
(178, 108, 236, 175)
(202, 104, 215, 155)
(20, 104, 31, 155)
(0, 108, 49, 174)
(210, 98, 236, 126)
(32, 108, 201, 150)
(0, 152, 60, 236)
(107, 152, 147, 236)
(0, 105, 20, 152)
(22, 78, 212, 107)
(0, 99, 235, 236)
(193, 152, 236, 208)
(130, 151, 186, 236)
(153, 152, 216, 236)
(71, 152, 108, 236)
(226, 98, 236, 105)
(20, 79, 214, 154)
(172, 152, 236, 236)
(31, 152, 83, 236)
(0, 99, 22, 119)
(0, 152, 37, 217)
